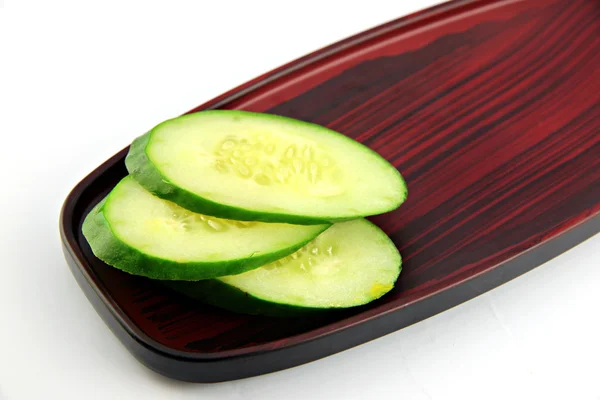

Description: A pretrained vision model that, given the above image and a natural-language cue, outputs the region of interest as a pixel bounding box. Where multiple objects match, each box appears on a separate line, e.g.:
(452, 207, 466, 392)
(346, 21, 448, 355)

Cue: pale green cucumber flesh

(125, 110, 407, 224)
(168, 219, 401, 316)
(82, 176, 329, 280)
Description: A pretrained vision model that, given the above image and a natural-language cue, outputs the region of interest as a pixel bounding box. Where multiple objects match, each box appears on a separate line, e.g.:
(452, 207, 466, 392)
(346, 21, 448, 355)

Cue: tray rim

(59, 0, 600, 368)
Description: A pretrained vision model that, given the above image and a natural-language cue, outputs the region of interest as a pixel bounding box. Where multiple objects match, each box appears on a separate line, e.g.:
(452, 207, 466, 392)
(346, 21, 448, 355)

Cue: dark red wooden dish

(60, 0, 600, 382)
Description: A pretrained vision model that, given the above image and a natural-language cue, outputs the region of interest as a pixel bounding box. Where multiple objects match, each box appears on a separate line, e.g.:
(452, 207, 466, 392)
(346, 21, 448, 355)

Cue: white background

(1, 1, 599, 399)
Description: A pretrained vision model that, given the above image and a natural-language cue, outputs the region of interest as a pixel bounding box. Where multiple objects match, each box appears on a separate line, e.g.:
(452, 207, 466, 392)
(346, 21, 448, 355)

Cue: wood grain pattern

(61, 0, 600, 382)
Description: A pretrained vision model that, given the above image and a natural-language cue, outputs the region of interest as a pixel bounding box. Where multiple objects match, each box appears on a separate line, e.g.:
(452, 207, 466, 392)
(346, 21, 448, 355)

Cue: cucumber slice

(167, 219, 401, 316)
(82, 176, 329, 280)
(126, 110, 407, 224)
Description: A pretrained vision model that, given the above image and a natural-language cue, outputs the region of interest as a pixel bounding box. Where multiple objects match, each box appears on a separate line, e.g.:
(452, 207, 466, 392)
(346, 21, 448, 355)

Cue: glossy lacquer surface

(60, 0, 600, 382)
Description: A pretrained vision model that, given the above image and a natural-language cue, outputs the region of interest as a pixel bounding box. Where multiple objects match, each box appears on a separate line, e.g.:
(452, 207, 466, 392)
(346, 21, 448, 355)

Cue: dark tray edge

(62, 194, 599, 382)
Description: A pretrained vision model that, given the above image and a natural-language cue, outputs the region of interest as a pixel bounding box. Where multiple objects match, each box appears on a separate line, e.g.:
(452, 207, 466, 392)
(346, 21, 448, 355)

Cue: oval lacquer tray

(60, 0, 600, 382)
